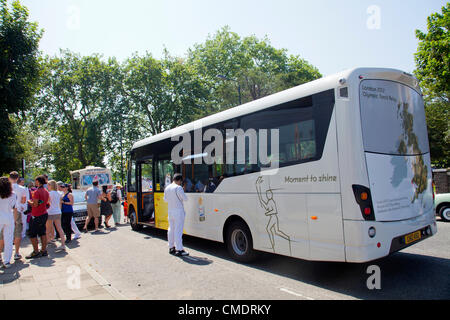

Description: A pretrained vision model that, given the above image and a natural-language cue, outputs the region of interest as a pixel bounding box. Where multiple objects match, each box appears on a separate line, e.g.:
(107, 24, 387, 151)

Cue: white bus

(70, 166, 113, 191)
(126, 67, 437, 263)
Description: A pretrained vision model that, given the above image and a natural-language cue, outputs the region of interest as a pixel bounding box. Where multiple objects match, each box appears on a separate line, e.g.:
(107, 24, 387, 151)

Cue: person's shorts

(27, 214, 48, 238)
(14, 222, 23, 238)
(87, 204, 100, 218)
(47, 214, 61, 221)
(13, 210, 24, 238)
(0, 212, 25, 239)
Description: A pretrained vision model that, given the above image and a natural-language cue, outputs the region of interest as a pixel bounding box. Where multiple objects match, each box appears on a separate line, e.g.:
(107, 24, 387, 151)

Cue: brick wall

(432, 169, 450, 194)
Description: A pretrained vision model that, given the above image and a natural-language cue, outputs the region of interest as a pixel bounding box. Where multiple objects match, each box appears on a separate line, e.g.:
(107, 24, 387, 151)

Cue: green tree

(187, 26, 321, 112)
(0, 0, 42, 174)
(123, 51, 209, 135)
(414, 3, 450, 167)
(31, 50, 108, 181)
(415, 3, 450, 102)
(424, 101, 450, 168)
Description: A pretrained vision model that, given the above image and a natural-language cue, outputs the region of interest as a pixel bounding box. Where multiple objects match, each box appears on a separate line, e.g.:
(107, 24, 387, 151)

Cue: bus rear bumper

(343, 211, 437, 263)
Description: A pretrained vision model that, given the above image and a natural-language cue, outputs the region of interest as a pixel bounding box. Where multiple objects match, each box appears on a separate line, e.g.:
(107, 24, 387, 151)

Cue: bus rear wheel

(129, 207, 143, 231)
(226, 220, 257, 263)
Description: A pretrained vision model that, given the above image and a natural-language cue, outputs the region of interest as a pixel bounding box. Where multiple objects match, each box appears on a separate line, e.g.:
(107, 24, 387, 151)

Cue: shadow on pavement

(138, 225, 450, 300)
(178, 255, 213, 266)
(0, 260, 30, 284)
(29, 255, 56, 268)
(65, 239, 81, 249)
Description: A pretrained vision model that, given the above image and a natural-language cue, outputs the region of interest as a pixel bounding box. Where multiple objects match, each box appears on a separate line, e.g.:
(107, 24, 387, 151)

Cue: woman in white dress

(0, 176, 16, 268)
(46, 180, 66, 251)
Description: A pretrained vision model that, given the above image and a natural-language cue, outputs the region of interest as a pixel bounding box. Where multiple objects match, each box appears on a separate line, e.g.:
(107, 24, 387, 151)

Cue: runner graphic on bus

(256, 176, 292, 255)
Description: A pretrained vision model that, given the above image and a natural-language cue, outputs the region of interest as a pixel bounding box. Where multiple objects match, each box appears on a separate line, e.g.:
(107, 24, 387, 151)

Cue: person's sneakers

(65, 239, 72, 244)
(40, 250, 48, 257)
(14, 253, 22, 260)
(169, 247, 176, 255)
(73, 234, 81, 240)
(175, 250, 189, 257)
(26, 251, 41, 259)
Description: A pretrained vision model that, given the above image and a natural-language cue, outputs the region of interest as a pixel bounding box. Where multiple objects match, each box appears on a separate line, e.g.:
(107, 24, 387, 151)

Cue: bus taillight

(352, 185, 375, 221)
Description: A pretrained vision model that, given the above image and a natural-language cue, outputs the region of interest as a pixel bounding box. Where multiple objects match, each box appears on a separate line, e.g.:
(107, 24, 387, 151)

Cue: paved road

(67, 218, 450, 300)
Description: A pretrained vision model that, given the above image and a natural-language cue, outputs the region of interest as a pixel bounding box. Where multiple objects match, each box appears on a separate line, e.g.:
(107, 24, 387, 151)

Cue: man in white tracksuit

(163, 173, 189, 256)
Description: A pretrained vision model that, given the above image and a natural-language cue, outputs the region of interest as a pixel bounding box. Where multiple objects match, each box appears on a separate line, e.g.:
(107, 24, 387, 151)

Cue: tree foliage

(0, 0, 42, 174)
(187, 26, 321, 112)
(415, 3, 450, 167)
(31, 50, 108, 181)
(415, 3, 450, 101)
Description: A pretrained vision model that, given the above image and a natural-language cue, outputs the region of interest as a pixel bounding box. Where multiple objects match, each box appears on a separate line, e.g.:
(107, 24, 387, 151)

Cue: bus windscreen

(360, 80, 429, 156)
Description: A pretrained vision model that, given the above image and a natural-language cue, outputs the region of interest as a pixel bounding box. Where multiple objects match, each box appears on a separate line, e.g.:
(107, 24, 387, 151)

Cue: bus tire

(439, 205, 450, 222)
(129, 207, 143, 231)
(225, 220, 257, 263)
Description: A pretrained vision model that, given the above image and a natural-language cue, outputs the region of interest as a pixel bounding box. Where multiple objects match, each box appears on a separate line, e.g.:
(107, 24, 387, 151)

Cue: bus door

(153, 155, 176, 230)
(137, 159, 155, 224)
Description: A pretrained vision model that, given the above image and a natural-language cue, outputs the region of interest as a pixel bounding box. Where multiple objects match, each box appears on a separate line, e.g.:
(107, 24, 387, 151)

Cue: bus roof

(131, 67, 420, 151)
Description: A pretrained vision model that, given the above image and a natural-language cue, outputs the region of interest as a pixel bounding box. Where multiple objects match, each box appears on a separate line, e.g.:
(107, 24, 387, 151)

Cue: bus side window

(128, 158, 137, 192)
(156, 156, 174, 191)
(141, 160, 153, 192)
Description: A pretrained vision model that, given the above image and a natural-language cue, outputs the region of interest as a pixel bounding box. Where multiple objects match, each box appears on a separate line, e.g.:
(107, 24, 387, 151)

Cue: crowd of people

(0, 171, 125, 269)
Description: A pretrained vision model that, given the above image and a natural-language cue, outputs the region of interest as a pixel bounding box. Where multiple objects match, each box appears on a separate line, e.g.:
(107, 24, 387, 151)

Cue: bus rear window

(359, 80, 429, 156)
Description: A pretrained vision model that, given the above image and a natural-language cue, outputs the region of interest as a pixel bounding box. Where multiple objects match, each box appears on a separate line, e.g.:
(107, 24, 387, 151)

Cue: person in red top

(26, 175, 50, 259)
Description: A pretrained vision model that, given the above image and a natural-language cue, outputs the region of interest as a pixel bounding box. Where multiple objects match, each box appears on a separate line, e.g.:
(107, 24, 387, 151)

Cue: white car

(435, 193, 450, 222)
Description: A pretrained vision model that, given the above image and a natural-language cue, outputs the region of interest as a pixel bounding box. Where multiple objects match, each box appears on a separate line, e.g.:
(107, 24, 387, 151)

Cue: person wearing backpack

(111, 183, 122, 226)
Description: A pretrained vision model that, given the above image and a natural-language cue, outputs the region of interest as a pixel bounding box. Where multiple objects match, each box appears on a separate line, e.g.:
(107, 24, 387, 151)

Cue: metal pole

(21, 158, 25, 178)
(238, 84, 241, 105)
(120, 120, 124, 186)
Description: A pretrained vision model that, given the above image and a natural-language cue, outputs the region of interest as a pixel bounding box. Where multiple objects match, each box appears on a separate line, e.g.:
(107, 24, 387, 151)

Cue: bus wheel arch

(223, 215, 258, 263)
(129, 205, 143, 231)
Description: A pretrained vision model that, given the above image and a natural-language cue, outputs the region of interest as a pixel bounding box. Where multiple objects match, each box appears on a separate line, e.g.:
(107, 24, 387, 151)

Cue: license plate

(404, 230, 421, 245)
(74, 216, 87, 222)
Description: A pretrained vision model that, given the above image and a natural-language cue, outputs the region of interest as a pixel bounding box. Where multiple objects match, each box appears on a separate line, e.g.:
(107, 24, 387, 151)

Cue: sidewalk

(0, 237, 122, 300)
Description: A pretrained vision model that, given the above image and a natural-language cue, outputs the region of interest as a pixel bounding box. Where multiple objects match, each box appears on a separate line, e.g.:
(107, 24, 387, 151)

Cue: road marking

(279, 287, 314, 300)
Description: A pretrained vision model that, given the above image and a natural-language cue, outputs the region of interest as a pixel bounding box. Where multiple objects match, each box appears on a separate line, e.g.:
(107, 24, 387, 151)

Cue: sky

(21, 0, 447, 76)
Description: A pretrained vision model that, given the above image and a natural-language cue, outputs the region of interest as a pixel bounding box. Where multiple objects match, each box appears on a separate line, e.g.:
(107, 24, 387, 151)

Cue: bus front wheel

(129, 207, 143, 231)
(225, 220, 257, 263)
